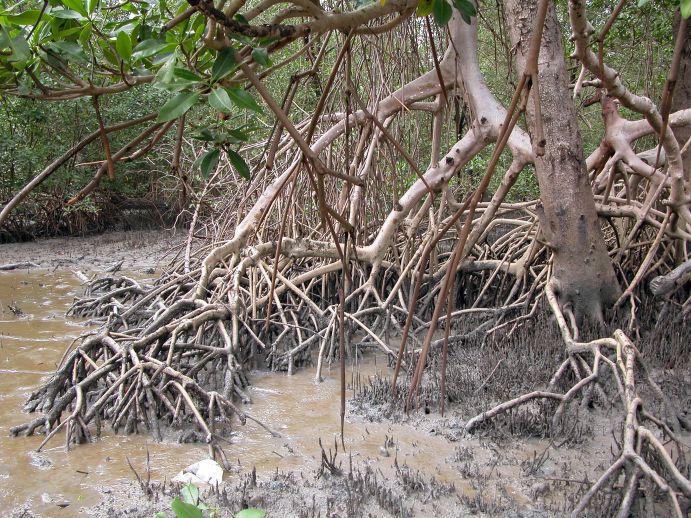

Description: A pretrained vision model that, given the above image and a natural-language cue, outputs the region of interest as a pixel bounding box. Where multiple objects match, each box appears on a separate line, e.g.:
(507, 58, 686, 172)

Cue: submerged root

(10, 328, 264, 467)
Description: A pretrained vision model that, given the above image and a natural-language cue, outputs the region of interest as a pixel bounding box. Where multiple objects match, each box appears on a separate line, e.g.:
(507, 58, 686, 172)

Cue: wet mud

(1, 231, 689, 517)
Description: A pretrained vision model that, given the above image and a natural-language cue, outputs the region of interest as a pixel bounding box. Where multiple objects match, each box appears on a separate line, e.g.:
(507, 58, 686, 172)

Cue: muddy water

(0, 268, 460, 515)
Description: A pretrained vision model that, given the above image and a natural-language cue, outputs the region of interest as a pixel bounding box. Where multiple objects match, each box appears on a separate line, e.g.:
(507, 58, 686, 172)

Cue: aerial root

(14, 203, 534, 454)
(465, 282, 691, 516)
(16, 190, 685, 511)
(10, 326, 277, 467)
(571, 331, 690, 517)
(68, 275, 147, 320)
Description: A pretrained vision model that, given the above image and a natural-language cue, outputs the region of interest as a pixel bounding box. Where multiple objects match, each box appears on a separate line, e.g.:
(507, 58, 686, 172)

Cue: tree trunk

(504, 0, 620, 322)
(671, 12, 690, 175)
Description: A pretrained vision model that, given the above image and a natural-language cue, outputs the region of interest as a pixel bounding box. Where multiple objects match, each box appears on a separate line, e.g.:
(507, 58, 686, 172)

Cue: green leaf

(6, 10, 46, 26)
(61, 0, 88, 16)
(225, 87, 262, 113)
(78, 23, 92, 46)
(173, 67, 201, 82)
(211, 47, 236, 82)
(433, 0, 452, 26)
(154, 512, 167, 518)
(86, 0, 99, 15)
(637, 0, 650, 5)
(199, 148, 220, 178)
(131, 39, 173, 60)
(100, 45, 119, 67)
(156, 91, 199, 122)
(416, 0, 434, 17)
(452, 0, 476, 24)
(190, 13, 206, 32)
(50, 41, 88, 62)
(191, 127, 215, 141)
(139, 23, 154, 40)
(0, 27, 9, 48)
(50, 8, 86, 20)
(682, 0, 691, 18)
(139, 0, 158, 13)
(227, 149, 250, 180)
(154, 55, 176, 84)
(106, 20, 134, 32)
(8, 34, 31, 63)
(115, 31, 132, 61)
(211, 131, 245, 145)
(208, 87, 233, 113)
(53, 26, 83, 39)
(236, 509, 267, 518)
(251, 47, 270, 66)
(226, 128, 249, 142)
(180, 483, 199, 505)
(170, 497, 203, 518)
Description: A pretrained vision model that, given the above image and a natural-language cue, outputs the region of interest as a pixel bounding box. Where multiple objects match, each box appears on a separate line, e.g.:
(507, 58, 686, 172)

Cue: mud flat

(0, 229, 182, 272)
(1, 231, 688, 517)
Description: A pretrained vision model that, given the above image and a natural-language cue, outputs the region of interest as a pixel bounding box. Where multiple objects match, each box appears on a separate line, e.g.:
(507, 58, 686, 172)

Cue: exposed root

(12, 281, 280, 466)
(465, 280, 691, 516)
(12, 197, 543, 451)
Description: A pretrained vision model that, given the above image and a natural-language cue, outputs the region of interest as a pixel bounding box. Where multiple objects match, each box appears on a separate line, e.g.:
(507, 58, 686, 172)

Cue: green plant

(62, 197, 100, 216)
(155, 483, 211, 518)
(156, 483, 266, 518)
(235, 510, 267, 518)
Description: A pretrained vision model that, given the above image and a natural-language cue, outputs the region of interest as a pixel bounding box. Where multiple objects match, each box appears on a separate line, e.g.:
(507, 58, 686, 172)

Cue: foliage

(640, 0, 691, 18)
(0, 87, 179, 237)
(155, 483, 266, 518)
(0, 0, 262, 173)
(0, 0, 277, 238)
(2, 0, 676, 233)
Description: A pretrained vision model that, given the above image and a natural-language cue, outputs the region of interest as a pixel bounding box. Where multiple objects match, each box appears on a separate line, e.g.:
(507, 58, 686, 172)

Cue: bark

(504, 0, 620, 322)
(649, 258, 691, 297)
(671, 12, 690, 174)
(569, 1, 690, 226)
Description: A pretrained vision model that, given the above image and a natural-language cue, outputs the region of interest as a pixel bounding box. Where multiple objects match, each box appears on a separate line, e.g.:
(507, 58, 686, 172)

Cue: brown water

(0, 269, 463, 516)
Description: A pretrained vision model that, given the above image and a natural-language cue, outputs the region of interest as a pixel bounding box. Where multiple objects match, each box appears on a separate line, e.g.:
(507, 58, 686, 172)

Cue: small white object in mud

(172, 459, 224, 486)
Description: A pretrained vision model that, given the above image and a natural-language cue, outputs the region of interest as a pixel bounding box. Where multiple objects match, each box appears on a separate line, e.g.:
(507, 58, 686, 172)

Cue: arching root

(12, 275, 279, 467)
(465, 281, 691, 516)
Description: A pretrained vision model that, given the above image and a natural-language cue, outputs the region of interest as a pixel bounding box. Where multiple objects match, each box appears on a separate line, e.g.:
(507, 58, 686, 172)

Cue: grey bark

(504, 0, 620, 322)
(649, 259, 691, 297)
(671, 13, 690, 175)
